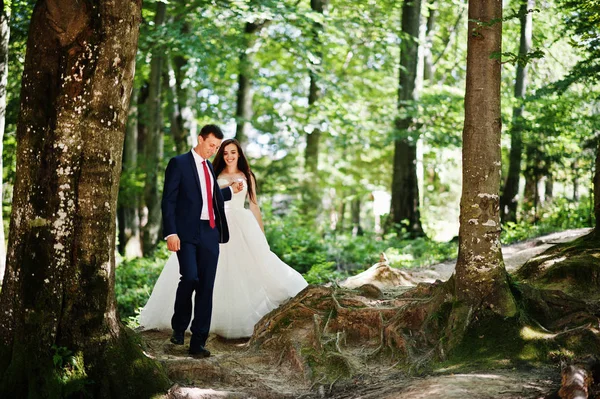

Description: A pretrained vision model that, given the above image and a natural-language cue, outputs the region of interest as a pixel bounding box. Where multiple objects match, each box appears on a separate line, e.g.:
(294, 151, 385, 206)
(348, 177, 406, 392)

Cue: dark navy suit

(161, 151, 232, 346)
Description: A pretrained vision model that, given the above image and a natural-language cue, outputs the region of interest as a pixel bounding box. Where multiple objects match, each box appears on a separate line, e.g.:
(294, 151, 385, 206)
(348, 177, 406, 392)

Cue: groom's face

(196, 133, 222, 159)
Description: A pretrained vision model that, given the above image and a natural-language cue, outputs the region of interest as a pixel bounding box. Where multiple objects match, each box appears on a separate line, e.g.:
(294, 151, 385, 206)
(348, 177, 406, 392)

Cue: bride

(139, 139, 308, 339)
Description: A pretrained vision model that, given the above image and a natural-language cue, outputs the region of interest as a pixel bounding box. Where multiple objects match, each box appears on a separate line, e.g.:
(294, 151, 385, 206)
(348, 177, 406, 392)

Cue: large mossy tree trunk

(141, 1, 166, 255)
(451, 0, 517, 347)
(0, 1, 169, 397)
(389, 0, 424, 238)
(500, 0, 533, 224)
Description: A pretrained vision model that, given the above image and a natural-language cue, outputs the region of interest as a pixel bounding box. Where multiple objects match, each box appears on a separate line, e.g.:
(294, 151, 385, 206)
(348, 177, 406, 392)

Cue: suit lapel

(187, 151, 203, 198)
(206, 160, 218, 188)
(206, 160, 220, 201)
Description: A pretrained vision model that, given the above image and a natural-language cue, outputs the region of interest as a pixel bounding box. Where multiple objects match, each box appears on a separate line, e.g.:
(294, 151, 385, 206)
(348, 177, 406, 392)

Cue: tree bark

(141, 1, 166, 255)
(301, 0, 327, 217)
(544, 170, 553, 203)
(523, 144, 543, 217)
(235, 12, 270, 147)
(172, 54, 195, 151)
(595, 140, 600, 232)
(0, 1, 169, 396)
(337, 198, 346, 232)
(390, 0, 424, 237)
(572, 159, 580, 202)
(235, 25, 255, 146)
(453, 0, 517, 341)
(500, 0, 533, 223)
(351, 195, 363, 237)
(0, 1, 9, 285)
(304, 0, 326, 175)
(117, 88, 142, 258)
(167, 58, 188, 154)
(423, 1, 436, 82)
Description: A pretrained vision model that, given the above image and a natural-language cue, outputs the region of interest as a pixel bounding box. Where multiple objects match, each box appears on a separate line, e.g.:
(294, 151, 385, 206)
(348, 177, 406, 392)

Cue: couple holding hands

(139, 124, 308, 358)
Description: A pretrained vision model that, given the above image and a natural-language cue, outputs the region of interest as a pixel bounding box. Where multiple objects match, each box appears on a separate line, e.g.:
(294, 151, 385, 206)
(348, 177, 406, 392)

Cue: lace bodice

(218, 178, 247, 209)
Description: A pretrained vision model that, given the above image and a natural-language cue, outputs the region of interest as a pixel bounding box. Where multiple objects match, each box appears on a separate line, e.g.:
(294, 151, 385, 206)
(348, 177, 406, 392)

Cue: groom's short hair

(199, 124, 224, 139)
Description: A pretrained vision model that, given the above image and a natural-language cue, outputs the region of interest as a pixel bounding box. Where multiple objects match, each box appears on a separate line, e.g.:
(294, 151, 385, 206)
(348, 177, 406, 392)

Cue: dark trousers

(171, 221, 219, 346)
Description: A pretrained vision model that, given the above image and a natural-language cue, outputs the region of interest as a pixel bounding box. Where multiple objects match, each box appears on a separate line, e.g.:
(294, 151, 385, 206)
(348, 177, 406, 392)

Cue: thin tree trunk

(543, 161, 553, 203)
(337, 199, 346, 232)
(0, 1, 9, 284)
(423, 1, 436, 82)
(141, 1, 166, 255)
(117, 89, 142, 258)
(235, 17, 269, 146)
(167, 58, 188, 154)
(523, 144, 542, 217)
(351, 196, 363, 236)
(0, 1, 168, 396)
(390, 0, 424, 237)
(305, 77, 321, 176)
(173, 54, 195, 149)
(453, 0, 516, 345)
(500, 0, 533, 223)
(595, 140, 600, 232)
(304, 0, 327, 175)
(235, 26, 254, 147)
(545, 175, 553, 202)
(572, 159, 580, 202)
(301, 0, 327, 217)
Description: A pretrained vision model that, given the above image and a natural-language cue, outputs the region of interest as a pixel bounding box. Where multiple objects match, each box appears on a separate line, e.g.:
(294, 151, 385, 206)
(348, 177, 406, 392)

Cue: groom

(162, 124, 242, 358)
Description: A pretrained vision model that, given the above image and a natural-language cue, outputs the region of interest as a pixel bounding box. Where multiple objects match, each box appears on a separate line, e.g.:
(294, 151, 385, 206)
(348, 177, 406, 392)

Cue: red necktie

(202, 160, 215, 229)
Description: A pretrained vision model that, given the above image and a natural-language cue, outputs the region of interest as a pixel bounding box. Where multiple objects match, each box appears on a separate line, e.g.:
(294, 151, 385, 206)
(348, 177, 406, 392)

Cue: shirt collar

(191, 148, 207, 163)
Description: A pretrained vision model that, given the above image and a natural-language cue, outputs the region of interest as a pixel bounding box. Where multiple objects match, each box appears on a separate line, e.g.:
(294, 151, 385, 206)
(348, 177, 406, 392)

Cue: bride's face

(223, 143, 239, 167)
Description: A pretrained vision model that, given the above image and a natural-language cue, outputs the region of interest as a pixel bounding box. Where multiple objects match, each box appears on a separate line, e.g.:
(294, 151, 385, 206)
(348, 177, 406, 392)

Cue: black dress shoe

(170, 331, 184, 345)
(188, 346, 211, 358)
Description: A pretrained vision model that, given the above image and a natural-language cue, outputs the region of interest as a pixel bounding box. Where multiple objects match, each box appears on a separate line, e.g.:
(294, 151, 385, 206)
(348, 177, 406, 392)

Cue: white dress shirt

(191, 149, 214, 221)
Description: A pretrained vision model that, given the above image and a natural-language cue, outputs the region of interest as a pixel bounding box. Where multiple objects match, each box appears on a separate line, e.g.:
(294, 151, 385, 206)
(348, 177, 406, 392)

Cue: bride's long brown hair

(213, 139, 257, 202)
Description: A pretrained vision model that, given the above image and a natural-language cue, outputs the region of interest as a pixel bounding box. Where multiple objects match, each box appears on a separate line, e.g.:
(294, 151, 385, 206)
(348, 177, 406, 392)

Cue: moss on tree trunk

(0, 1, 169, 397)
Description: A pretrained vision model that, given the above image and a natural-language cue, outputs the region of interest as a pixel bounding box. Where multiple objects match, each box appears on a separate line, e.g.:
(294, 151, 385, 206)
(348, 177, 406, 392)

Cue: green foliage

(50, 345, 89, 396)
(303, 261, 339, 285)
(501, 197, 593, 245)
(264, 207, 458, 280)
(115, 243, 171, 320)
(264, 203, 328, 274)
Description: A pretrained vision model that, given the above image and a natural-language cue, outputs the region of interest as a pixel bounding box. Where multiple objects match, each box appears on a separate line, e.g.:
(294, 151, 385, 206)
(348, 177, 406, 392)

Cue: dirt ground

(143, 228, 591, 399)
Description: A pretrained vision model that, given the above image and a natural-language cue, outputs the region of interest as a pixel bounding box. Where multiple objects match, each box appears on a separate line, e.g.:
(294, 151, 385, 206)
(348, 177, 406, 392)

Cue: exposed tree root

(558, 356, 599, 399)
(247, 232, 600, 387)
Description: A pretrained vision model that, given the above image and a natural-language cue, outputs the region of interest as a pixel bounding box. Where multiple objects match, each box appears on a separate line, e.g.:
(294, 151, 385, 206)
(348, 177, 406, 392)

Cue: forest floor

(141, 228, 592, 399)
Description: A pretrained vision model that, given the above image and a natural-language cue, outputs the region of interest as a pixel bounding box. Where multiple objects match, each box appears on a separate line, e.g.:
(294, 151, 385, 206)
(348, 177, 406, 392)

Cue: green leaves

(489, 48, 545, 67)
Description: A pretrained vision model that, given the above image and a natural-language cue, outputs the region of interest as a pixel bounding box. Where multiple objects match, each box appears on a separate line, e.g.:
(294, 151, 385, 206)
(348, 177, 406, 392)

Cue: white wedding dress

(139, 178, 308, 338)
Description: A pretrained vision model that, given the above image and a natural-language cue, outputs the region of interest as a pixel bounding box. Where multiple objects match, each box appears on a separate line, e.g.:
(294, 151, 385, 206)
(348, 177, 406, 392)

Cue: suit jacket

(161, 151, 231, 243)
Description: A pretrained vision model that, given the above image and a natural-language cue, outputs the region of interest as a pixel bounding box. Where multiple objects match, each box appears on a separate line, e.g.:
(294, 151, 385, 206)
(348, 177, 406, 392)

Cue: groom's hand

(167, 235, 181, 252)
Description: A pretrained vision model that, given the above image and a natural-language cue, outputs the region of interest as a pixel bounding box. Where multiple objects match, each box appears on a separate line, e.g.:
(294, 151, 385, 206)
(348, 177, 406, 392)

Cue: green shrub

(264, 210, 458, 282)
(501, 197, 593, 244)
(265, 205, 327, 274)
(304, 261, 344, 285)
(115, 243, 171, 322)
(115, 198, 590, 321)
